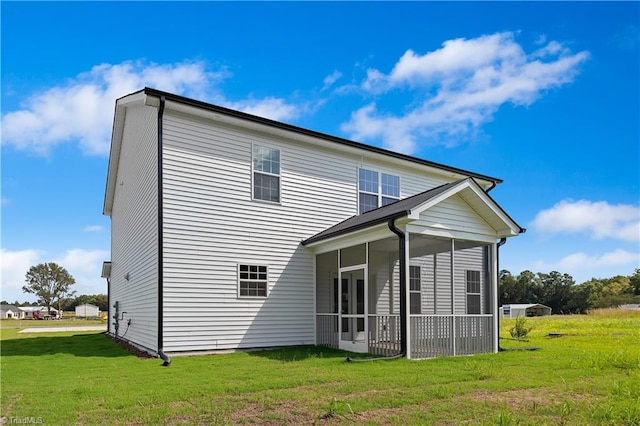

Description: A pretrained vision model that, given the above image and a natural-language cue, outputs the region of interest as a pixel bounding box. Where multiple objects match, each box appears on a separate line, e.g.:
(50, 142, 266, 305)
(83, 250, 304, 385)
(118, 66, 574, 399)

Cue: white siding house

(1, 305, 25, 319)
(103, 88, 524, 361)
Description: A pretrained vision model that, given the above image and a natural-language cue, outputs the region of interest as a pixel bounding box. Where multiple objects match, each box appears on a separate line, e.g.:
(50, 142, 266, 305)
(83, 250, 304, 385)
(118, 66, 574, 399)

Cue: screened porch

(303, 178, 523, 359)
(314, 235, 496, 359)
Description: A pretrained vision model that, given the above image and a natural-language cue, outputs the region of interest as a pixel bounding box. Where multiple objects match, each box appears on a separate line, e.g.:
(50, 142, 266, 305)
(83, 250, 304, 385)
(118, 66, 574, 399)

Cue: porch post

(450, 239, 456, 356)
(404, 231, 412, 359)
(491, 242, 499, 353)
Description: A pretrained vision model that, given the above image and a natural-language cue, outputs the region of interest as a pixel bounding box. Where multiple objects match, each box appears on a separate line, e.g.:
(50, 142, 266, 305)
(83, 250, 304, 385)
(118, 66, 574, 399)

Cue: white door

(339, 268, 368, 353)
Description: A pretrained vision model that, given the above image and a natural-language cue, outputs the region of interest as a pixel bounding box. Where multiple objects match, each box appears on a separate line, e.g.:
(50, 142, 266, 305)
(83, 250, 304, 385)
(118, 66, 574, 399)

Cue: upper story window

(253, 145, 280, 203)
(358, 168, 400, 214)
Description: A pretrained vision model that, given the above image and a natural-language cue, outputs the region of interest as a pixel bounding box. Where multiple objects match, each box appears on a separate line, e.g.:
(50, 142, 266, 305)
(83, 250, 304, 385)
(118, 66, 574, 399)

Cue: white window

(410, 265, 421, 315)
(466, 270, 481, 314)
(253, 145, 280, 203)
(238, 264, 268, 297)
(358, 168, 400, 214)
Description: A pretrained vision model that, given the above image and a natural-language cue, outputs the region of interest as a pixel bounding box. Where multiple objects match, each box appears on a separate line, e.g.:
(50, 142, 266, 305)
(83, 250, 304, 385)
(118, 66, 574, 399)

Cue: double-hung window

(466, 270, 481, 314)
(409, 265, 421, 314)
(238, 264, 268, 297)
(358, 168, 400, 214)
(253, 145, 280, 203)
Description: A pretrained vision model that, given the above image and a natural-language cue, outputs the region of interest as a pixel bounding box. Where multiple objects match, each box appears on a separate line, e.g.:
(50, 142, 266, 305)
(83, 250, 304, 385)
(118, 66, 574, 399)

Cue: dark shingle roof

(302, 180, 465, 245)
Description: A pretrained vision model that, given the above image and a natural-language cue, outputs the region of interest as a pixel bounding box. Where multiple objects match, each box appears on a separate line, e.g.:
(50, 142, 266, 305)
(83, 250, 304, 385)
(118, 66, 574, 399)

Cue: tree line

(499, 268, 640, 314)
(2, 294, 108, 312)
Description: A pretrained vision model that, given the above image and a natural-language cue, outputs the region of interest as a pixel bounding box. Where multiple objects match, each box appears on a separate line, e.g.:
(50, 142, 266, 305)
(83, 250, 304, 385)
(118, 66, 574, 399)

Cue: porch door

(339, 267, 368, 353)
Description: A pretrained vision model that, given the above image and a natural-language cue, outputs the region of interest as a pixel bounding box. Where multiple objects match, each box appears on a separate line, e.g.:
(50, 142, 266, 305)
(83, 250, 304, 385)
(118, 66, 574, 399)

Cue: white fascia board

(405, 224, 499, 244)
(303, 224, 397, 254)
(103, 92, 149, 216)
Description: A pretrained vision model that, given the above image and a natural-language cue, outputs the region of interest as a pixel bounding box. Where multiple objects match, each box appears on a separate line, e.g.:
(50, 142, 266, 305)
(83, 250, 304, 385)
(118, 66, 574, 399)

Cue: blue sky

(1, 2, 639, 303)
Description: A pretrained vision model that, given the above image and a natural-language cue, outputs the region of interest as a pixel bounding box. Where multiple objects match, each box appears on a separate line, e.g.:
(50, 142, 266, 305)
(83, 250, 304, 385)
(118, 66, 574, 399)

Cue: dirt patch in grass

(465, 387, 587, 412)
(0, 394, 22, 421)
(228, 400, 320, 425)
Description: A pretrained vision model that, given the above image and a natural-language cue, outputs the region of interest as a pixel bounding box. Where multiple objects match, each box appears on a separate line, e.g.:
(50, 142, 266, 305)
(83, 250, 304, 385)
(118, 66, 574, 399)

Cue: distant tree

(23, 262, 76, 315)
(67, 294, 108, 312)
(538, 271, 574, 314)
(498, 270, 517, 304)
(630, 269, 640, 295)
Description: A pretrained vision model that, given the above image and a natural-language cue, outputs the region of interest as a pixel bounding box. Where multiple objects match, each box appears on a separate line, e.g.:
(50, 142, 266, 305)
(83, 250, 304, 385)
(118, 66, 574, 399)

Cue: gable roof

(142, 88, 503, 184)
(302, 178, 525, 245)
(105, 88, 504, 215)
(0, 304, 20, 312)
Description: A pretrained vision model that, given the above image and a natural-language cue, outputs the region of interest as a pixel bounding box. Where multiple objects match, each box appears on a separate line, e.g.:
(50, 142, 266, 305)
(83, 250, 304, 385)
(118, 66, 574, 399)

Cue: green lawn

(1, 310, 639, 425)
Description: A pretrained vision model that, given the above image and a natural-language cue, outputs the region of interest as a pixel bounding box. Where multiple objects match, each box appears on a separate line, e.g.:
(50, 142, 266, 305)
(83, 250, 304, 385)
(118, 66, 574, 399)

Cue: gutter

(387, 218, 408, 357)
(156, 95, 171, 367)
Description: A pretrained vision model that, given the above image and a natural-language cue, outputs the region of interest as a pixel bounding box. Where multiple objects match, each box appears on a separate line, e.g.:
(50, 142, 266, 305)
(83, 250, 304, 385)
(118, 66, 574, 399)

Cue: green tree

(538, 271, 574, 314)
(23, 262, 76, 315)
(630, 269, 640, 295)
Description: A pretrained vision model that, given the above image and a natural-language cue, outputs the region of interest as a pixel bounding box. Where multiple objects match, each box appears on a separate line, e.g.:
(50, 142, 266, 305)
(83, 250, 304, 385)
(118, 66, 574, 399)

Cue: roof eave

(302, 211, 409, 246)
(141, 87, 503, 186)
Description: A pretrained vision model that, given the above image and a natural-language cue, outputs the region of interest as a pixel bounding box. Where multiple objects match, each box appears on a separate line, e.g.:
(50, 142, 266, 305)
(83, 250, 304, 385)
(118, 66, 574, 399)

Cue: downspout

(157, 95, 171, 367)
(496, 237, 507, 351)
(107, 277, 111, 334)
(388, 218, 408, 357)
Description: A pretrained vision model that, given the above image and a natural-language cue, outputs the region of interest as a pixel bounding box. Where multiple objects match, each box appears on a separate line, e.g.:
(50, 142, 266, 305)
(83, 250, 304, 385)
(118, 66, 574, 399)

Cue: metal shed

(75, 304, 100, 318)
(500, 303, 552, 318)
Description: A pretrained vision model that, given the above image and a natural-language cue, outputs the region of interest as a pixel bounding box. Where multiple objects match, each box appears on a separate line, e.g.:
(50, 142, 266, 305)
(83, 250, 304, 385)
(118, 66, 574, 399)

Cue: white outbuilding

(75, 304, 100, 317)
(500, 304, 552, 318)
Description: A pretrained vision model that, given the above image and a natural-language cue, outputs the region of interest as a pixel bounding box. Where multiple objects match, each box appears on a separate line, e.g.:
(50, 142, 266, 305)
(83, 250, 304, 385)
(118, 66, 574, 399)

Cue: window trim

(237, 263, 269, 298)
(465, 269, 481, 314)
(251, 144, 281, 204)
(357, 167, 400, 214)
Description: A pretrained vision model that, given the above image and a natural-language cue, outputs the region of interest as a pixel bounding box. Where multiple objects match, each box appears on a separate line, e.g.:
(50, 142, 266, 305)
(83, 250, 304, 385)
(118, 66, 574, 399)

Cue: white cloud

(534, 249, 640, 279)
(1, 59, 301, 156)
(53, 249, 110, 298)
(0, 249, 41, 293)
(54, 248, 110, 279)
(342, 32, 589, 154)
(0, 248, 109, 302)
(83, 225, 104, 233)
(531, 199, 640, 242)
(229, 97, 300, 122)
(322, 70, 343, 91)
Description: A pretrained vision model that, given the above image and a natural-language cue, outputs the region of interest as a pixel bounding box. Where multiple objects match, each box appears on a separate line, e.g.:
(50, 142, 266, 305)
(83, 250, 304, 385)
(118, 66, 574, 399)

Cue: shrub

(510, 316, 532, 340)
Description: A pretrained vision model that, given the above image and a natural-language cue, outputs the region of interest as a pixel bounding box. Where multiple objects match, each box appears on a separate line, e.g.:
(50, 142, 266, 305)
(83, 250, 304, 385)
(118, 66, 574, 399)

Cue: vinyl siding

(109, 104, 159, 353)
(160, 110, 456, 352)
(415, 195, 497, 237)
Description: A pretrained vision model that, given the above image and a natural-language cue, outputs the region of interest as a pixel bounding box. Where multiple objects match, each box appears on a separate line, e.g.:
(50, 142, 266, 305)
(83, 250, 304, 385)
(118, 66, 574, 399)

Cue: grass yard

(1, 309, 639, 425)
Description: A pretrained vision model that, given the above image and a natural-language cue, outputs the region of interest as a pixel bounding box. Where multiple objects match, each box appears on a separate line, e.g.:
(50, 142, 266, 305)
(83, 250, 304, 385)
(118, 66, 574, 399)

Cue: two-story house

(102, 88, 523, 363)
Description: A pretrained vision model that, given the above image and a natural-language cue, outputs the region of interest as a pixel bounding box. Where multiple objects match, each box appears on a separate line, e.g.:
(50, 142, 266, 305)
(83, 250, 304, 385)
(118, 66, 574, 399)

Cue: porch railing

(316, 313, 339, 349)
(368, 315, 401, 356)
(411, 314, 493, 358)
(316, 314, 493, 359)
